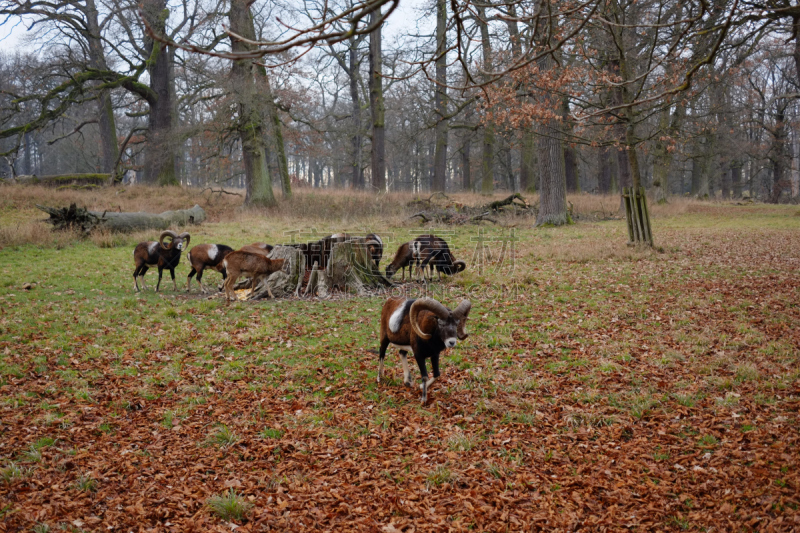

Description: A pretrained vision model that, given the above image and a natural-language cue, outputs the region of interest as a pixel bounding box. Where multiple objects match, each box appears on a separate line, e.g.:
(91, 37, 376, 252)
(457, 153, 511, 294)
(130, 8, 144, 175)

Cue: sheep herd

(131, 230, 471, 402)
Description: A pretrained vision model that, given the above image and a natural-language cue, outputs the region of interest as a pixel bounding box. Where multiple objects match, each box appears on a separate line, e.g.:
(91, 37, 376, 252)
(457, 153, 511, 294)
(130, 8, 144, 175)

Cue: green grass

(1, 190, 799, 531)
(426, 466, 457, 488)
(207, 489, 254, 521)
(206, 424, 240, 449)
(1, 462, 27, 483)
(72, 475, 98, 493)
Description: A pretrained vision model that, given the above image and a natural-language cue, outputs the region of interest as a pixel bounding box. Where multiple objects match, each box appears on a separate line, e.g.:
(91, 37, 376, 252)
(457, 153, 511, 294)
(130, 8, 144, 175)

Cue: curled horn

(453, 299, 472, 340)
(159, 230, 177, 250)
(178, 232, 191, 249)
(453, 260, 466, 273)
(409, 298, 451, 341)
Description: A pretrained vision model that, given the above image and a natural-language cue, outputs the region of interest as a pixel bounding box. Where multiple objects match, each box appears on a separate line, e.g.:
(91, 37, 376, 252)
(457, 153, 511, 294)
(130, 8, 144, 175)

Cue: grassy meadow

(0, 185, 799, 532)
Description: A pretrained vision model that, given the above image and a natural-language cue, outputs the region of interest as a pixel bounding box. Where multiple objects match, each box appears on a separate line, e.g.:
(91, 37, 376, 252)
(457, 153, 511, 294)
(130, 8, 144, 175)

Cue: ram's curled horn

(409, 298, 451, 341)
(178, 232, 191, 248)
(159, 230, 178, 250)
(453, 299, 472, 340)
(453, 260, 467, 273)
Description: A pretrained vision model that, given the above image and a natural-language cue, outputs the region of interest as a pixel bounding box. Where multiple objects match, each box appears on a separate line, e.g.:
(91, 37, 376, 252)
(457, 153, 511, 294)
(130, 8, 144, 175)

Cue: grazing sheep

(186, 244, 234, 293)
(221, 250, 286, 302)
(412, 234, 466, 281)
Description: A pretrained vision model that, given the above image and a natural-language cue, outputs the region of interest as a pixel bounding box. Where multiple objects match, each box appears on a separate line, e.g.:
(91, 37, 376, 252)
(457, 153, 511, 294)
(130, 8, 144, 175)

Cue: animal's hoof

(404, 381, 412, 388)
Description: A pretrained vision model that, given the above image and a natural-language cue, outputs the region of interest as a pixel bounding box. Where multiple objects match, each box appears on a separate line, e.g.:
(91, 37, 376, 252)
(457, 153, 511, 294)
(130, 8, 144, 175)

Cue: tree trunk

(477, 5, 494, 195)
(85, 0, 119, 176)
(432, 0, 448, 192)
(731, 161, 743, 198)
(520, 131, 536, 192)
(690, 157, 701, 196)
(564, 145, 578, 193)
(38, 203, 205, 233)
(259, 71, 291, 198)
(721, 165, 731, 199)
(229, 0, 276, 207)
(368, 10, 386, 192)
(535, 55, 568, 226)
(597, 147, 611, 193)
(141, 0, 177, 186)
(347, 37, 364, 189)
(461, 137, 471, 190)
(562, 97, 578, 193)
(771, 105, 788, 203)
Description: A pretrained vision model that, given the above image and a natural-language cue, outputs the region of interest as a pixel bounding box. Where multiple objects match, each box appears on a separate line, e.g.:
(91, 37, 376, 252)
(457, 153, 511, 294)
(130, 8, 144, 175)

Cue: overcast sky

(0, 0, 430, 53)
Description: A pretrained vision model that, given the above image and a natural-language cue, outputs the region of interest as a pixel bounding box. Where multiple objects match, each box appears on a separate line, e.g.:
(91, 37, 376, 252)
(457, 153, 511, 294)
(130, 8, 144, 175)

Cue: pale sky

(0, 0, 430, 54)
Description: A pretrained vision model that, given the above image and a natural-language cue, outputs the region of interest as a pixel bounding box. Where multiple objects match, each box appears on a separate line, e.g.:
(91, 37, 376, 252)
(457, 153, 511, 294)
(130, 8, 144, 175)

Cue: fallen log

(37, 203, 206, 233)
(406, 193, 531, 225)
(16, 173, 111, 187)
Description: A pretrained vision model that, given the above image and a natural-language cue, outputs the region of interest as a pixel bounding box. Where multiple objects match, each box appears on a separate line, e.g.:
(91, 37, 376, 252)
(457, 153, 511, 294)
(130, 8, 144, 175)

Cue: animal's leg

(187, 267, 197, 292)
(156, 267, 164, 292)
(415, 355, 429, 403)
(170, 268, 177, 291)
(196, 269, 205, 293)
(400, 350, 411, 387)
(133, 266, 141, 291)
(140, 266, 149, 291)
(378, 338, 390, 383)
(426, 353, 440, 389)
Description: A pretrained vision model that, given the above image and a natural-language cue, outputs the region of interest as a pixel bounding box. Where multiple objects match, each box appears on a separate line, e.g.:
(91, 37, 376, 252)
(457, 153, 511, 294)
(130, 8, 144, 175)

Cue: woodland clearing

(0, 186, 798, 532)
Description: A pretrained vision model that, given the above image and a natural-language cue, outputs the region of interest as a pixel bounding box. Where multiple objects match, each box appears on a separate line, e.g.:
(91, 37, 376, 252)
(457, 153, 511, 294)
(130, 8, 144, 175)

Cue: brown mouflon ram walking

(133, 230, 190, 292)
(186, 244, 234, 293)
(221, 250, 285, 302)
(377, 297, 471, 403)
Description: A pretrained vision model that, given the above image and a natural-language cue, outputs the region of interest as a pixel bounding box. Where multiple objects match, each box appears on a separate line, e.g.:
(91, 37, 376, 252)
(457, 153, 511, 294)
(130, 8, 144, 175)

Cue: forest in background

(1, 0, 800, 219)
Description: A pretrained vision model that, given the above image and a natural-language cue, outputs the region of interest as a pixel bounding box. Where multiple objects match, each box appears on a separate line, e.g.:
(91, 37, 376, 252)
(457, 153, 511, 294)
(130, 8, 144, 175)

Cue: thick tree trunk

(432, 0, 448, 192)
(771, 106, 788, 203)
(535, 55, 567, 226)
(564, 145, 578, 193)
(85, 0, 119, 176)
(38, 203, 205, 233)
(347, 38, 365, 189)
(229, 0, 276, 207)
(731, 161, 743, 198)
(141, 0, 177, 186)
(691, 157, 701, 196)
(368, 10, 386, 192)
(520, 131, 536, 192)
(260, 71, 291, 198)
(597, 147, 611, 193)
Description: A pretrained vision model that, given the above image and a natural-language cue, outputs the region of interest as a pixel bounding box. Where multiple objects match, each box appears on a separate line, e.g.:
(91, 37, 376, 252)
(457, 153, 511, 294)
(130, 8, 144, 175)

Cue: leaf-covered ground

(1, 200, 799, 532)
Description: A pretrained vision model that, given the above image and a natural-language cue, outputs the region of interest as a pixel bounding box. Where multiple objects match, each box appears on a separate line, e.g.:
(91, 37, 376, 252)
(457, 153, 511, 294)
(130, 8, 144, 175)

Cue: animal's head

(159, 231, 191, 252)
(441, 260, 466, 275)
(409, 298, 472, 348)
(385, 242, 410, 278)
